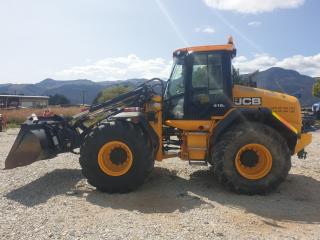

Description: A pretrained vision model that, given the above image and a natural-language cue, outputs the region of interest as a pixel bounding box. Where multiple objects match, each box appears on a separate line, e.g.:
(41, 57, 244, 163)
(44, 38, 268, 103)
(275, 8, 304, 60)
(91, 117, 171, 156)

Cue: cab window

(192, 55, 208, 88)
(164, 56, 185, 119)
(166, 61, 184, 98)
(192, 53, 223, 94)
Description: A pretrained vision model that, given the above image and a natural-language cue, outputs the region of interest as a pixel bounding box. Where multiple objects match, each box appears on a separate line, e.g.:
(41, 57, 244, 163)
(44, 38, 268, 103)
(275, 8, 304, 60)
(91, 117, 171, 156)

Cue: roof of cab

(173, 37, 236, 54)
(174, 44, 235, 54)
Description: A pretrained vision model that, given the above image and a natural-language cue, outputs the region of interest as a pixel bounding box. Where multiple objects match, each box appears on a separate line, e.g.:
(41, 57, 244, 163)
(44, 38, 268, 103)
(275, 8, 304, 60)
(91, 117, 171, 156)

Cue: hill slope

(0, 78, 147, 104)
(0, 67, 318, 105)
(253, 67, 318, 106)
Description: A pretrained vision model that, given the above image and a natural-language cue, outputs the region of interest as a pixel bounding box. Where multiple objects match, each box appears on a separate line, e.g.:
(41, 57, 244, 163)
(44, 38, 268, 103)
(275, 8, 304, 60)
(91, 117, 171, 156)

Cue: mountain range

(254, 67, 318, 106)
(0, 78, 147, 104)
(0, 67, 318, 106)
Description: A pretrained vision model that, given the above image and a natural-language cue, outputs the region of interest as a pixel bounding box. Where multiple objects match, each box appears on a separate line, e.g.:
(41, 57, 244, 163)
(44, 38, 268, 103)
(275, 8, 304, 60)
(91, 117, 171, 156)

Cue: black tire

(212, 122, 291, 195)
(79, 121, 154, 193)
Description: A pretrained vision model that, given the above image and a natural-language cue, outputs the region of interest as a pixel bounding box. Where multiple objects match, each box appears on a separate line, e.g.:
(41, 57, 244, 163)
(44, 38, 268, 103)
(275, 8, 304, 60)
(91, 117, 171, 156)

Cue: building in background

(0, 95, 49, 108)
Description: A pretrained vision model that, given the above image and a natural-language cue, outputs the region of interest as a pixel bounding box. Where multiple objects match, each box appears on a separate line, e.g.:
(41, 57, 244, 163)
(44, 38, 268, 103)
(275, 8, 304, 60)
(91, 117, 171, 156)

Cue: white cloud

(233, 54, 278, 73)
(55, 54, 172, 81)
(248, 21, 262, 27)
(55, 52, 320, 82)
(195, 26, 216, 34)
(276, 55, 320, 77)
(233, 53, 320, 77)
(203, 27, 216, 33)
(203, 0, 305, 14)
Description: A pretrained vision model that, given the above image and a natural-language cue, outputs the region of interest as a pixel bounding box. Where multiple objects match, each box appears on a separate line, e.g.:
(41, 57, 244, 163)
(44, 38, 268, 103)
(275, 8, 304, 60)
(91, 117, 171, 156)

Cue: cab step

(188, 160, 208, 166)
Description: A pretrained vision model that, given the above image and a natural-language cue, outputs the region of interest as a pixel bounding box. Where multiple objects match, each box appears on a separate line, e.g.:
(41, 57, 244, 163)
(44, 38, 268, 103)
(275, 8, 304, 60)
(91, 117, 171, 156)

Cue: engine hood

(233, 85, 302, 132)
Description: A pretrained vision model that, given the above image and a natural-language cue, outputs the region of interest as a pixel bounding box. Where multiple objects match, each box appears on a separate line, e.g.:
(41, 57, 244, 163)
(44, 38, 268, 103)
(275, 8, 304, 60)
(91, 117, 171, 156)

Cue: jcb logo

(234, 97, 261, 106)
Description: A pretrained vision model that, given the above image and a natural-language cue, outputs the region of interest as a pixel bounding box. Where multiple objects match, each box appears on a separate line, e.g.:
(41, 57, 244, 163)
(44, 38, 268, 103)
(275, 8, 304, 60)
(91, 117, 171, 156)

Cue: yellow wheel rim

(98, 141, 133, 177)
(235, 143, 272, 180)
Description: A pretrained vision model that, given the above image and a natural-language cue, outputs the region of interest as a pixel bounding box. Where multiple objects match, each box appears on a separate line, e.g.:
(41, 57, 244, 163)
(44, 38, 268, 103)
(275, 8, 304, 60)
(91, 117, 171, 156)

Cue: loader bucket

(5, 126, 57, 169)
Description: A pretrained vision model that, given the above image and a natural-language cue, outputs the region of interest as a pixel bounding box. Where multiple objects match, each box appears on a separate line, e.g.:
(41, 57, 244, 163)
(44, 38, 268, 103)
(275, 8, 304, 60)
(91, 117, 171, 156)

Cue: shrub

(0, 106, 82, 126)
(93, 85, 133, 104)
(49, 94, 71, 105)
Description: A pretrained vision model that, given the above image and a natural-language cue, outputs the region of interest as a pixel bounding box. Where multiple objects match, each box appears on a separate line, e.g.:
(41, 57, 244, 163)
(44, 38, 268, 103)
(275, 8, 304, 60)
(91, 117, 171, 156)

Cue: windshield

(164, 57, 185, 99)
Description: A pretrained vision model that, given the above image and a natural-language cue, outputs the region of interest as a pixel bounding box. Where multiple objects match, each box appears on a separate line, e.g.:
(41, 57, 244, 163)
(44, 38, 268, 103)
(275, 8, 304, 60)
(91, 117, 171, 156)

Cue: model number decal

(234, 97, 262, 106)
(213, 103, 226, 108)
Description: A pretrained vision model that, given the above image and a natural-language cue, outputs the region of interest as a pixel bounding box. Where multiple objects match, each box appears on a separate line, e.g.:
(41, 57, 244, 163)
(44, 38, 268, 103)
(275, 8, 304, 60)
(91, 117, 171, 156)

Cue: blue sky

(0, 0, 319, 83)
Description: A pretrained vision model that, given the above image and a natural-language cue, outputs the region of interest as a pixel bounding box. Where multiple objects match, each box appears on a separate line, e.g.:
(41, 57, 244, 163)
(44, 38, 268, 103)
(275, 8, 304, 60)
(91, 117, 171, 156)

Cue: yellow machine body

(146, 81, 312, 162)
(5, 37, 313, 195)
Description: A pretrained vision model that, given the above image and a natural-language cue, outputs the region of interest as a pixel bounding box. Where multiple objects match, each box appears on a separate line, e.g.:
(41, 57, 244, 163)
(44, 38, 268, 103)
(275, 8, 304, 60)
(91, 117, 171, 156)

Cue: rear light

(123, 107, 142, 112)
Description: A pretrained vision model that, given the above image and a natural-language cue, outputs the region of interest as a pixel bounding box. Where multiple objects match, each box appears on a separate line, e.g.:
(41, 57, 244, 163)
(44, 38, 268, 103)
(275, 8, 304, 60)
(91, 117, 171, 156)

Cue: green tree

(49, 94, 70, 105)
(232, 67, 243, 85)
(313, 78, 320, 98)
(192, 66, 208, 87)
(93, 85, 133, 104)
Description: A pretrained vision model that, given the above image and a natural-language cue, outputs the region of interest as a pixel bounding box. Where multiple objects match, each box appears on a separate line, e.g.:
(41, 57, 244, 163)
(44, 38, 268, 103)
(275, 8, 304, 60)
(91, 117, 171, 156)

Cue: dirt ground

(0, 128, 320, 240)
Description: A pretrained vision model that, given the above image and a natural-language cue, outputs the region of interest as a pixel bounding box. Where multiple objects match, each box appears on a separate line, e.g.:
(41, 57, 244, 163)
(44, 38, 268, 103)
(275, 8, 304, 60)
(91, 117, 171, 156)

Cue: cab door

(185, 52, 232, 119)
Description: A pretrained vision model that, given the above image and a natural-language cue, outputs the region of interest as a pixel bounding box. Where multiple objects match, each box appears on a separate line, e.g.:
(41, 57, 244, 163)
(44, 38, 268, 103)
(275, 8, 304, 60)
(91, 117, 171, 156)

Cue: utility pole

(82, 90, 85, 106)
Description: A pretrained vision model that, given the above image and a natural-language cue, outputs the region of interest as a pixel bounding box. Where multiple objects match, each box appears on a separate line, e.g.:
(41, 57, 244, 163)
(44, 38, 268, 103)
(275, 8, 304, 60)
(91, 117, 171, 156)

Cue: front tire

(79, 121, 154, 193)
(212, 122, 291, 195)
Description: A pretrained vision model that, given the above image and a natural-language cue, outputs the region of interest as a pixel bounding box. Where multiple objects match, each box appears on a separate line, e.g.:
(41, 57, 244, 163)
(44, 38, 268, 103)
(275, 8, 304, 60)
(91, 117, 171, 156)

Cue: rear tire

(79, 121, 154, 193)
(212, 122, 291, 195)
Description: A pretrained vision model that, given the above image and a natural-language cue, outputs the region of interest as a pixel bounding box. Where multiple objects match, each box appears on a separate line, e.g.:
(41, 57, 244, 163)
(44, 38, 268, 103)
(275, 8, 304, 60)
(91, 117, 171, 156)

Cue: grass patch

(6, 122, 20, 129)
(0, 106, 83, 126)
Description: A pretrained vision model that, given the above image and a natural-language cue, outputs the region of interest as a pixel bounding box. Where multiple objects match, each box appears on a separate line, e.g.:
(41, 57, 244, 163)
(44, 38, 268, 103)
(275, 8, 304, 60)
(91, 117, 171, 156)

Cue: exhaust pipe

(5, 114, 79, 169)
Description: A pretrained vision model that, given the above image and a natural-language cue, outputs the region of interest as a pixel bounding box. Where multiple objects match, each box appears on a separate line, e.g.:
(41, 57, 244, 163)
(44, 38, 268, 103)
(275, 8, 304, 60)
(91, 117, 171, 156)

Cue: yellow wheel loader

(5, 38, 312, 194)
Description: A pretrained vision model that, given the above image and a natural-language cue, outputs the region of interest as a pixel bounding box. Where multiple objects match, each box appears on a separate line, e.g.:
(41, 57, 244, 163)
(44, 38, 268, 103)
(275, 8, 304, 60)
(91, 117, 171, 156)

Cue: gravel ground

(0, 128, 320, 240)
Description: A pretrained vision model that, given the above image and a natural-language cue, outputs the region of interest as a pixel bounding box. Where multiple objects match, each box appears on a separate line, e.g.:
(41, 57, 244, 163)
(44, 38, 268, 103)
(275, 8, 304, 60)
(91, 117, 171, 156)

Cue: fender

(212, 108, 298, 154)
(110, 112, 159, 154)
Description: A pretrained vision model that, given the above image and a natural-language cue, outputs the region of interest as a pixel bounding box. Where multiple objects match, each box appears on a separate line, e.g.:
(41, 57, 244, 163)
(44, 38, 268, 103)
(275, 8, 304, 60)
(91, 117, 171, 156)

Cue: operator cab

(164, 37, 237, 120)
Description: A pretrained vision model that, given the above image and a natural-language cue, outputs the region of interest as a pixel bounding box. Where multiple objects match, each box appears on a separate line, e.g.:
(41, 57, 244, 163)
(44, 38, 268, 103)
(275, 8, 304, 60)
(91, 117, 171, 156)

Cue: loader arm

(71, 86, 149, 131)
(5, 79, 163, 169)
